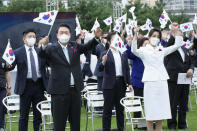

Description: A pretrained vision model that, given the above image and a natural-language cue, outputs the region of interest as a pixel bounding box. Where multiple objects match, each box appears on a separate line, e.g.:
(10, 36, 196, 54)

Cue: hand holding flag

(2, 39, 15, 65)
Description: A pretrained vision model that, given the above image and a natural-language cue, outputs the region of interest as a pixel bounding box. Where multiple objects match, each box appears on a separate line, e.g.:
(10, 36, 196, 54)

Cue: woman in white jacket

(131, 24, 184, 131)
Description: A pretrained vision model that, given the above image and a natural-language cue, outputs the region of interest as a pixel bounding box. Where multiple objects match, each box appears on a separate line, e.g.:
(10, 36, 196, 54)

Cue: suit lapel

(56, 43, 70, 65)
(21, 46, 28, 66)
(176, 48, 184, 63)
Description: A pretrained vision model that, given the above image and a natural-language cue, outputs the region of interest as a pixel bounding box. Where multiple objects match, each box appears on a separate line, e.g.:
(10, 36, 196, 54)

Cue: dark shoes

(168, 126, 176, 131)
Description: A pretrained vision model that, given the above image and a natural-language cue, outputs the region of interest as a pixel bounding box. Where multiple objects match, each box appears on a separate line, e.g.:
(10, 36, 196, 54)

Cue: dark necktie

(29, 48, 38, 82)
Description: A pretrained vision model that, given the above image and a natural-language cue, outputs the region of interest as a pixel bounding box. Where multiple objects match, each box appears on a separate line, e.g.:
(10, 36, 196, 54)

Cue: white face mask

(26, 38, 36, 47)
(58, 34, 70, 44)
(150, 37, 160, 46)
(103, 39, 107, 44)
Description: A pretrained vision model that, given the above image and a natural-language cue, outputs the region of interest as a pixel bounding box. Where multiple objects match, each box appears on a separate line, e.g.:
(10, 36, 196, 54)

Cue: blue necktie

(29, 48, 38, 82)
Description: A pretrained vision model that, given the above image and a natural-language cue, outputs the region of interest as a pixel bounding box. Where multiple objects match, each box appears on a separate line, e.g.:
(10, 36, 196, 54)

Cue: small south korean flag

(103, 16, 112, 26)
(33, 10, 58, 25)
(180, 22, 193, 32)
(2, 39, 15, 65)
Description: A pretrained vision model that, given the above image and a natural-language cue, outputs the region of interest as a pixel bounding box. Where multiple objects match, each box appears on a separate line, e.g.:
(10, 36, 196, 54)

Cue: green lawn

(4, 92, 197, 131)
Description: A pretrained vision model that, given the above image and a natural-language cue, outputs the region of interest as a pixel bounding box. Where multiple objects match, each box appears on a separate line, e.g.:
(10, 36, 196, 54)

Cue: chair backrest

(84, 91, 104, 108)
(36, 100, 51, 116)
(44, 91, 51, 101)
(126, 87, 134, 97)
(2, 95, 20, 111)
(85, 84, 98, 92)
(120, 96, 145, 117)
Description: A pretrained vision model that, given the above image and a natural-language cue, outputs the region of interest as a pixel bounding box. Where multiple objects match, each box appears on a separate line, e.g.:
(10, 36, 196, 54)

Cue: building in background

(163, 0, 197, 20)
(130, 0, 158, 7)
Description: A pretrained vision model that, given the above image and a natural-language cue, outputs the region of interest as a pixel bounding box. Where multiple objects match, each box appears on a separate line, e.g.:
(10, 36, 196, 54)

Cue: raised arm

(163, 30, 184, 56)
(131, 27, 144, 58)
(78, 28, 102, 54)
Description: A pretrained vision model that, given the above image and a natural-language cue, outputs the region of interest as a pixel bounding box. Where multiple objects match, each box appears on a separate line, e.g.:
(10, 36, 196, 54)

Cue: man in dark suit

(39, 24, 102, 131)
(7, 29, 48, 131)
(164, 23, 195, 130)
(94, 32, 108, 91)
(0, 56, 11, 131)
(99, 32, 133, 131)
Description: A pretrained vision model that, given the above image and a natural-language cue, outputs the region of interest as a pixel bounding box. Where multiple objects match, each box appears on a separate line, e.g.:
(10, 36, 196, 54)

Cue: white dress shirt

(111, 49, 123, 76)
(178, 48, 185, 62)
(59, 43, 75, 85)
(25, 45, 41, 79)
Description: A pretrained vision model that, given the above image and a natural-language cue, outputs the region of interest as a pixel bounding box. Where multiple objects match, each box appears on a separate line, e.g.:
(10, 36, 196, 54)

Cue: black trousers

(97, 76, 103, 91)
(19, 79, 44, 131)
(102, 78, 126, 131)
(51, 87, 81, 131)
(0, 89, 6, 128)
(167, 81, 189, 129)
(133, 87, 144, 118)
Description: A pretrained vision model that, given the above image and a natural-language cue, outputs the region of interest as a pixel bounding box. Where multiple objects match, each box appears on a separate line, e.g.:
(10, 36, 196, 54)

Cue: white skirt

(144, 80, 172, 121)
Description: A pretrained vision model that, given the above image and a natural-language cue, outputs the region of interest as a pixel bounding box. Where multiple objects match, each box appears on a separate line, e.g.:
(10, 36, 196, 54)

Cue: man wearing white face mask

(6, 29, 49, 131)
(39, 24, 102, 131)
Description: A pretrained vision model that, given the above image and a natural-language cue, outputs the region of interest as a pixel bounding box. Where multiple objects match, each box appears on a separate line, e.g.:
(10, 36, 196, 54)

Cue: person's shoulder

(14, 45, 25, 53)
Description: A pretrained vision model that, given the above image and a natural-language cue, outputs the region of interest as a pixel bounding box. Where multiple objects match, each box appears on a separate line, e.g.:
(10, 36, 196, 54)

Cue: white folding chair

(36, 100, 52, 131)
(84, 91, 104, 131)
(191, 77, 197, 104)
(126, 87, 134, 97)
(44, 91, 51, 101)
(85, 83, 98, 92)
(120, 96, 146, 131)
(2, 95, 20, 131)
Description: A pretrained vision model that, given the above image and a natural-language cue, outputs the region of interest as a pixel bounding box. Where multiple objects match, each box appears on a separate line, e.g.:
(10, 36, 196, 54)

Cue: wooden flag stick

(47, 24, 53, 36)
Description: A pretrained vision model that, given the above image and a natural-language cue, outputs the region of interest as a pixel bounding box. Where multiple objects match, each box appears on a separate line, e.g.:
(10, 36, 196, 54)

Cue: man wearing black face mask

(39, 24, 102, 131)
(6, 29, 48, 131)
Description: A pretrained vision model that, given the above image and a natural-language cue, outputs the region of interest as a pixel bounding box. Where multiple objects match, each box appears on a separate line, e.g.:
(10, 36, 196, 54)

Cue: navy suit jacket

(94, 43, 105, 77)
(8, 46, 49, 95)
(99, 49, 131, 90)
(126, 45, 144, 88)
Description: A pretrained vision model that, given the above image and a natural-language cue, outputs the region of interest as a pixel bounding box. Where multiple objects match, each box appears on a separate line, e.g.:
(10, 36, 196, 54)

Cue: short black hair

(76, 34, 82, 40)
(148, 28, 162, 41)
(23, 29, 36, 36)
(56, 24, 71, 34)
(106, 32, 116, 43)
(137, 37, 149, 49)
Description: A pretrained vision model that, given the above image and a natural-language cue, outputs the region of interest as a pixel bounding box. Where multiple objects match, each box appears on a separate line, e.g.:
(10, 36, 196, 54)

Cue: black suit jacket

(39, 38, 99, 94)
(8, 46, 49, 95)
(99, 50, 131, 90)
(164, 35, 195, 82)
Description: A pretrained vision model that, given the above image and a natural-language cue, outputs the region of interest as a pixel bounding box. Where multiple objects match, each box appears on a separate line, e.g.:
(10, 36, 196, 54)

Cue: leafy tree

(64, 0, 113, 32)
(124, 0, 189, 30)
(7, 0, 46, 12)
